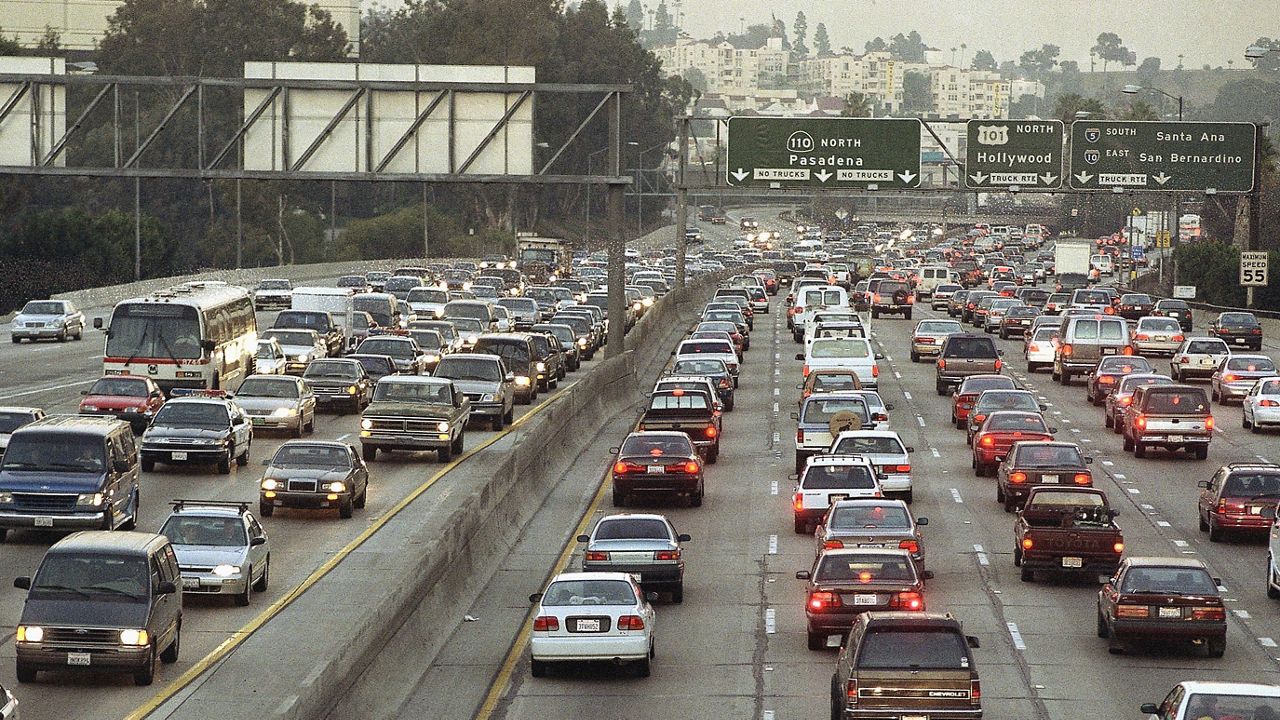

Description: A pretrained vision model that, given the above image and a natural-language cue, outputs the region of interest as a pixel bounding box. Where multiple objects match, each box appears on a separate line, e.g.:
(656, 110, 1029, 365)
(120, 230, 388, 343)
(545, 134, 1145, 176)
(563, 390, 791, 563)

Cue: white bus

(96, 283, 257, 393)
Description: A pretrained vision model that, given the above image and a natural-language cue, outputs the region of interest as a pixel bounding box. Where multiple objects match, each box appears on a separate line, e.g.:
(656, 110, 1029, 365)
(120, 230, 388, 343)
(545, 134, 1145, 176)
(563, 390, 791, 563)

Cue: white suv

(829, 430, 915, 503)
(791, 454, 881, 533)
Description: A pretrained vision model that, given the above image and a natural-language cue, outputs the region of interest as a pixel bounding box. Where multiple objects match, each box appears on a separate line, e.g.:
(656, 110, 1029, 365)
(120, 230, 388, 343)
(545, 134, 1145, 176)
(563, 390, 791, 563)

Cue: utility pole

(674, 117, 690, 288)
(605, 92, 627, 358)
(422, 183, 430, 259)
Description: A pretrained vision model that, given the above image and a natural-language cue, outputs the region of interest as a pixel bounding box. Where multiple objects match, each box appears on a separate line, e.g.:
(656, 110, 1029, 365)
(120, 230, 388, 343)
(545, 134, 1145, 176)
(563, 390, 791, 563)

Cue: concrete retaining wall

(153, 271, 726, 720)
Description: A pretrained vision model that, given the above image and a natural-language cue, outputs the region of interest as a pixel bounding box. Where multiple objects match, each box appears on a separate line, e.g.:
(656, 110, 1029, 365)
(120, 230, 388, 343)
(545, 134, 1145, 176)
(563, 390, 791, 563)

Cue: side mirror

(916, 517, 928, 525)
(677, 533, 691, 542)
(576, 534, 590, 543)
(1038, 403, 1048, 411)
(794, 353, 804, 361)
(92, 317, 104, 330)
(261, 459, 271, 466)
(1213, 576, 1224, 588)
(81, 390, 90, 396)
(646, 591, 660, 602)
(14, 577, 31, 590)
(875, 353, 885, 360)
(1139, 704, 1160, 715)
(788, 473, 799, 481)
(505, 373, 516, 382)
(795, 383, 804, 390)
(885, 403, 895, 411)
(1049, 427, 1058, 434)
(1196, 480, 1210, 488)
(1084, 456, 1094, 464)
(157, 581, 178, 595)
(250, 536, 267, 546)
(795, 571, 811, 580)
(1109, 509, 1121, 518)
(790, 412, 800, 420)
(528, 592, 542, 603)
(966, 635, 981, 649)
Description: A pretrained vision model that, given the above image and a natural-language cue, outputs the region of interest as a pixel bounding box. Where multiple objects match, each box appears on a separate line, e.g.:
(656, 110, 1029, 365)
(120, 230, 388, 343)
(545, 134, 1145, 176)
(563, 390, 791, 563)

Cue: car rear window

(1227, 357, 1276, 372)
(1139, 318, 1180, 332)
(1015, 445, 1083, 467)
(943, 337, 997, 358)
(857, 627, 970, 670)
(918, 321, 961, 333)
(976, 392, 1039, 412)
(830, 504, 910, 529)
(1144, 390, 1208, 414)
(1221, 473, 1280, 498)
(832, 436, 904, 455)
(542, 579, 636, 606)
(986, 413, 1048, 431)
(803, 398, 870, 423)
(1120, 567, 1216, 594)
(1261, 380, 1280, 395)
(648, 393, 709, 411)
(811, 340, 871, 359)
(802, 464, 877, 489)
(594, 518, 670, 540)
(1187, 340, 1229, 354)
(816, 554, 916, 582)
(680, 341, 734, 355)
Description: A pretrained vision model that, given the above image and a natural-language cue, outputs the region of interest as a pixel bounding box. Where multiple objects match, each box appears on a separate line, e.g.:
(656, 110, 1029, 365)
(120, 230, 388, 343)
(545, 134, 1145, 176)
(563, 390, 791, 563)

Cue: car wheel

(794, 517, 808, 534)
(1104, 412, 1113, 428)
(1059, 369, 1072, 386)
(936, 381, 947, 396)
(292, 418, 303, 438)
(1208, 520, 1224, 543)
(120, 491, 140, 530)
(362, 445, 377, 462)
(996, 484, 1006, 503)
(1122, 434, 1134, 452)
(217, 450, 232, 475)
(1206, 637, 1226, 658)
(490, 415, 503, 431)
(1254, 421, 1262, 435)
(56, 330, 66, 342)
(259, 502, 274, 517)
(15, 663, 36, 683)
(902, 490, 913, 504)
(634, 655, 651, 678)
(612, 488, 626, 507)
(807, 631, 827, 651)
(504, 406, 515, 425)
(339, 495, 354, 519)
(142, 457, 156, 473)
(1013, 544, 1022, 566)
(254, 556, 270, 592)
(904, 310, 912, 320)
(1134, 441, 1146, 459)
(1199, 511, 1210, 531)
(236, 444, 250, 467)
(690, 482, 704, 508)
(9, 337, 18, 344)
(1244, 413, 1252, 429)
(354, 484, 367, 509)
(910, 351, 919, 363)
(133, 646, 156, 686)
(672, 584, 684, 604)
(235, 572, 253, 606)
(1004, 496, 1016, 513)
(452, 432, 465, 455)
(1096, 607, 1109, 638)
(1269, 557, 1280, 599)
(1020, 565, 1034, 582)
(530, 658, 548, 678)
(305, 414, 315, 433)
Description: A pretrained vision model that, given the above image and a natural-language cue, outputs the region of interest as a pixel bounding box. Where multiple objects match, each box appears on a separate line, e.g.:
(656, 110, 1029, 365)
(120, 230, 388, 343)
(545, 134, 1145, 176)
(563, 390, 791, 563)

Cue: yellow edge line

(123, 388, 570, 720)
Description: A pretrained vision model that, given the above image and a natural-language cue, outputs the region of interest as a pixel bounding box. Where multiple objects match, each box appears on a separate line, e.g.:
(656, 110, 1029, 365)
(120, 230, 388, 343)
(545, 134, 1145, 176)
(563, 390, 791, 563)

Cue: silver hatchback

(1130, 316, 1185, 356)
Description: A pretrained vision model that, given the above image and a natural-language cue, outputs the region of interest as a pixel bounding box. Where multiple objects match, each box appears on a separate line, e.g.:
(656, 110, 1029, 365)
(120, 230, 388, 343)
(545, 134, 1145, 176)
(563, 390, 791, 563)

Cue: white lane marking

(1037, 395, 1047, 400)
(974, 544, 989, 566)
(1007, 622, 1027, 651)
(0, 378, 96, 401)
(1235, 610, 1252, 619)
(1140, 503, 1154, 510)
(1070, 428, 1081, 434)
(773, 402, 779, 413)
(774, 352, 780, 360)
(763, 712, 775, 720)
(1044, 402, 1054, 407)
(894, 371, 903, 380)
(1102, 460, 1114, 466)
(903, 391, 913, 400)
(1114, 474, 1127, 480)
(773, 387, 780, 396)
(1172, 540, 1189, 547)
(951, 488, 964, 504)
(772, 432, 780, 443)
(1262, 637, 1278, 648)
(931, 448, 941, 458)
(336, 433, 351, 441)
(1156, 520, 1172, 527)
(1082, 438, 1093, 443)
(765, 608, 776, 634)
(770, 481, 778, 496)
(774, 368, 780, 376)
(884, 355, 893, 362)
(768, 535, 778, 554)
(1127, 488, 1141, 494)
(916, 416, 926, 427)
(1260, 456, 1273, 464)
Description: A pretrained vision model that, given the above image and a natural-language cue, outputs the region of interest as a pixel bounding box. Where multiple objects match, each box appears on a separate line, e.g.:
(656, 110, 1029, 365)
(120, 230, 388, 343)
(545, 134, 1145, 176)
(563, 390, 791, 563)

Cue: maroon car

(1196, 464, 1280, 542)
(1086, 356, 1155, 406)
(610, 431, 705, 507)
(1097, 557, 1225, 657)
(79, 375, 165, 432)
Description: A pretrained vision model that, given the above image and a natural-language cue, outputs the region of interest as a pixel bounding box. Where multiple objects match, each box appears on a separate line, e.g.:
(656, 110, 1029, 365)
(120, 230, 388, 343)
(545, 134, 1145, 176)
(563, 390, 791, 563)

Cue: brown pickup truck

(1120, 384, 1213, 460)
(935, 334, 1003, 395)
(1014, 487, 1123, 583)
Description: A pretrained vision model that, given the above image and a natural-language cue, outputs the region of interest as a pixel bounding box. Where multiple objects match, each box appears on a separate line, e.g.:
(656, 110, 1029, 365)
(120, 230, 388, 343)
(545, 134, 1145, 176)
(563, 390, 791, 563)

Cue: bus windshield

(519, 248, 558, 264)
(106, 303, 202, 360)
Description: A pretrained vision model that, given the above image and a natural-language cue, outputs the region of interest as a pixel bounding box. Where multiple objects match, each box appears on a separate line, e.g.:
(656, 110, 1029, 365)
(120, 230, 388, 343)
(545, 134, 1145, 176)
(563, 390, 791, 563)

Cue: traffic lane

(875, 304, 1280, 712)
(488, 299, 784, 720)
(0, 366, 590, 720)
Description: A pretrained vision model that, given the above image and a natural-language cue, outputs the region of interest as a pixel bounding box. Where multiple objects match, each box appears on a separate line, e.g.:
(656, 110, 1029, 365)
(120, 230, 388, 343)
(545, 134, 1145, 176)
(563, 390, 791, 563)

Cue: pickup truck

(358, 376, 470, 462)
(637, 388, 721, 463)
(935, 334, 1003, 395)
(1121, 384, 1213, 460)
(1014, 486, 1123, 583)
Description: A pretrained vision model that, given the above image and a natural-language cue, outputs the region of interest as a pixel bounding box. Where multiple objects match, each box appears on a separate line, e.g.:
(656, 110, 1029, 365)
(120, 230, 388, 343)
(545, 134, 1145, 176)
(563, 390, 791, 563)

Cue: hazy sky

(654, 0, 1269, 69)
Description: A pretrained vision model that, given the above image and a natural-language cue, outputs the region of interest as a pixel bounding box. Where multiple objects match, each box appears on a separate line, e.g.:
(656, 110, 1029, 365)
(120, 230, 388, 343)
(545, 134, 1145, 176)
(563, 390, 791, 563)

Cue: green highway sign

(725, 117, 922, 189)
(964, 120, 1063, 189)
(1068, 121, 1256, 192)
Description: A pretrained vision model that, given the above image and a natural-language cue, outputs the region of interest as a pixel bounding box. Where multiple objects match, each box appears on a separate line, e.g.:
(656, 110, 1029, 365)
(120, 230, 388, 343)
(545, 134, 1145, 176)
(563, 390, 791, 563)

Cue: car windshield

(31, 554, 149, 602)
(305, 361, 361, 379)
(830, 504, 910, 529)
(811, 374, 859, 393)
(106, 302, 202, 360)
(816, 554, 916, 582)
(258, 280, 290, 290)
(986, 413, 1048, 432)
(161, 515, 247, 547)
(1222, 473, 1280, 498)
(802, 464, 876, 489)
(270, 444, 351, 468)
(359, 339, 413, 358)
(373, 381, 452, 404)
(264, 330, 315, 347)
(1187, 340, 1229, 354)
(408, 332, 442, 351)
(1227, 357, 1277, 372)
(436, 358, 502, 382)
(832, 436, 903, 455)
(594, 518, 670, 541)
(22, 301, 65, 314)
(857, 627, 970, 669)
(1146, 390, 1208, 414)
(943, 337, 997, 358)
(477, 341, 530, 365)
(1, 434, 104, 472)
(1016, 445, 1083, 467)
(238, 378, 299, 398)
(1120, 566, 1217, 594)
(811, 340, 870, 359)
(541, 579, 636, 606)
(87, 378, 150, 397)
(408, 289, 448, 304)
(154, 402, 228, 428)
(803, 398, 869, 423)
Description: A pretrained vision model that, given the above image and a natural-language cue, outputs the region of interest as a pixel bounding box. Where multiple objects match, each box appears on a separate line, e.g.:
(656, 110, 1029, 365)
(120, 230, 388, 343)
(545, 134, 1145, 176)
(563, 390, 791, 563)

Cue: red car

(951, 374, 1017, 428)
(79, 375, 165, 432)
(972, 411, 1055, 476)
(1196, 464, 1280, 542)
(610, 430, 705, 507)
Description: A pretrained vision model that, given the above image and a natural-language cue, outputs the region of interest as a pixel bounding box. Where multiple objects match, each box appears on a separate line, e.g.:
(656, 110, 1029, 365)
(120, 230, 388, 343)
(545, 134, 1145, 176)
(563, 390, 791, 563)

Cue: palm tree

(842, 92, 872, 118)
(960, 43, 967, 66)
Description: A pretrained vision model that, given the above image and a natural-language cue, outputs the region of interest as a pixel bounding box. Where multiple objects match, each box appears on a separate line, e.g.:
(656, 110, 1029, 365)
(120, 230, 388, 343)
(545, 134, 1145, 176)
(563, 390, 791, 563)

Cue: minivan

(14, 530, 182, 685)
(0, 415, 141, 542)
(1054, 315, 1131, 385)
(473, 334, 540, 404)
(916, 266, 953, 299)
(443, 300, 498, 332)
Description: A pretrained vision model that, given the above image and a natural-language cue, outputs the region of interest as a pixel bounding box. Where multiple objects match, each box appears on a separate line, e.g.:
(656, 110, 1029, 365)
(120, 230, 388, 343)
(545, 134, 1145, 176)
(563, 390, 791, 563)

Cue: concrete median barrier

(147, 271, 729, 720)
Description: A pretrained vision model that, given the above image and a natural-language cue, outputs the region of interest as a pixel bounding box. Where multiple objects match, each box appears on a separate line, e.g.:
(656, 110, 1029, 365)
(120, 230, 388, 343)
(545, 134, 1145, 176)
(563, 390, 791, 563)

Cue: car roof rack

(170, 499, 252, 514)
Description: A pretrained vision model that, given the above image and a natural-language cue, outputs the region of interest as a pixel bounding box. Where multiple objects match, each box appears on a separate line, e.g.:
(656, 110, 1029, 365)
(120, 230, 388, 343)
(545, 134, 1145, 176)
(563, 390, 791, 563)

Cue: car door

(149, 551, 176, 649)
(105, 433, 129, 523)
(230, 404, 252, 449)
(299, 380, 317, 418)
(349, 446, 370, 496)
(246, 514, 268, 571)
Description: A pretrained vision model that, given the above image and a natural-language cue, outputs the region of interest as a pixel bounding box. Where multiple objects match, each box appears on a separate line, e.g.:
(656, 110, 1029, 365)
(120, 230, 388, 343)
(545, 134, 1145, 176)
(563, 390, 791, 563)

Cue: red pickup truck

(1014, 487, 1124, 583)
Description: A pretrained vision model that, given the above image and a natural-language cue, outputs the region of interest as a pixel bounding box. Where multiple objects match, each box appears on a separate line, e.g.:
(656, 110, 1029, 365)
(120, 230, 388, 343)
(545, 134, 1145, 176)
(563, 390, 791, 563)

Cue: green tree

(1091, 32, 1131, 74)
(1017, 44, 1060, 79)
(841, 92, 872, 118)
(971, 49, 997, 71)
(1053, 93, 1107, 123)
(813, 23, 831, 57)
(1135, 56, 1161, 86)
(888, 31, 926, 62)
(625, 0, 644, 30)
(865, 36, 887, 53)
(792, 11, 808, 57)
(724, 23, 775, 49)
(0, 27, 19, 54)
(1120, 100, 1159, 120)
(902, 71, 932, 114)
(682, 67, 707, 93)
(1249, 37, 1280, 71)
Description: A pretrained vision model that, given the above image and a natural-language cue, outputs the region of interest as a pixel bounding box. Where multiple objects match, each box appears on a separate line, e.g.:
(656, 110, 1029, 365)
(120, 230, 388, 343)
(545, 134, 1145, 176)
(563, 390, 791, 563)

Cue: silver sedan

(234, 374, 316, 436)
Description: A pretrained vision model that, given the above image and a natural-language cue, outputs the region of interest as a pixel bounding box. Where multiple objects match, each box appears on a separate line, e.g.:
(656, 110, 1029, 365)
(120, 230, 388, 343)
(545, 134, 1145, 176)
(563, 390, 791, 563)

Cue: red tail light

(1205, 416, 1215, 430)
(654, 550, 681, 561)
(1009, 471, 1027, 484)
(898, 539, 919, 554)
(1113, 541, 1125, 554)
(1121, 345, 1133, 355)
(872, 365, 880, 378)
(906, 295, 915, 304)
(971, 679, 982, 706)
(794, 493, 805, 513)
(1028, 343, 1040, 352)
(980, 435, 995, 447)
(1021, 537, 1033, 549)
(683, 461, 700, 474)
(1104, 306, 1115, 315)
(614, 461, 637, 474)
(585, 551, 610, 561)
(1073, 473, 1092, 485)
(973, 413, 987, 424)
(1115, 604, 1148, 618)
(803, 364, 810, 377)
(533, 615, 560, 632)
(1260, 399, 1280, 407)
(847, 678, 859, 702)
(1135, 415, 1146, 430)
(1180, 356, 1190, 363)
(937, 359, 946, 370)
(873, 294, 881, 303)
(1133, 333, 1150, 341)
(1171, 334, 1184, 342)
(890, 591, 924, 611)
(796, 428, 805, 444)
(1191, 606, 1225, 621)
(1119, 396, 1133, 406)
(617, 615, 646, 630)
(891, 464, 911, 473)
(809, 591, 842, 611)
(1062, 343, 1073, 356)
(1098, 376, 1116, 385)
(705, 425, 718, 438)
(994, 358, 1003, 371)
(824, 540, 844, 550)
(1223, 374, 1237, 383)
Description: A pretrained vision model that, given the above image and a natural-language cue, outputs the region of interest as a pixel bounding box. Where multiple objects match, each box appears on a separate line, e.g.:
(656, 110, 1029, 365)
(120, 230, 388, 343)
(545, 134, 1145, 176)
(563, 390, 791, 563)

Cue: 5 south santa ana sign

(1069, 120, 1257, 192)
(725, 117, 922, 189)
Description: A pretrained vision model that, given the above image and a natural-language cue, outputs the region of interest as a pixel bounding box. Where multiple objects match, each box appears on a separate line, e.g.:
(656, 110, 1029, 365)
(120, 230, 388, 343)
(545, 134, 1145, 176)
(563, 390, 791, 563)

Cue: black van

(0, 415, 141, 542)
(473, 334, 540, 404)
(14, 531, 183, 685)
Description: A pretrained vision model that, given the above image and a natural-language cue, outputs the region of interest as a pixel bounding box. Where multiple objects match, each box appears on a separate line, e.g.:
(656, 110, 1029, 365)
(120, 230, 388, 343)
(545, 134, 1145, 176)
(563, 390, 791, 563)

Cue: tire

(612, 488, 626, 507)
(1104, 412, 1113, 428)
(1059, 369, 1072, 386)
(134, 646, 156, 686)
(936, 381, 947, 396)
(1269, 557, 1280, 600)
(504, 407, 515, 425)
(807, 631, 827, 651)
(1123, 434, 1134, 452)
(672, 584, 684, 603)
(292, 418, 303, 438)
(904, 310, 912, 320)
(1013, 545, 1022, 567)
(870, 309, 879, 319)
(634, 655, 651, 678)
(217, 450, 232, 475)
(530, 658, 548, 678)
(362, 445, 377, 462)
(1254, 422, 1262, 435)
(490, 416, 502, 431)
(1244, 414, 1252, 429)
(1004, 496, 1016, 513)
(795, 455, 807, 475)
(253, 557, 270, 592)
(236, 444, 249, 467)
(1195, 445, 1209, 461)
(57, 331, 66, 343)
(120, 491, 139, 531)
(1207, 637, 1226, 658)
(259, 502, 274, 517)
(353, 484, 367, 508)
(15, 663, 36, 683)
(903, 490, 913, 504)
(794, 517, 808, 534)
(1020, 566, 1034, 582)
(910, 351, 919, 363)
(452, 432, 465, 455)
(1171, 366, 1181, 382)
(690, 483, 704, 508)
(1199, 512, 1209, 532)
(339, 496, 354, 519)
(996, 484, 1006, 503)
(142, 458, 156, 473)
(1096, 608, 1110, 638)
(1208, 520, 1224, 543)
(708, 445, 719, 464)
(1134, 442, 1146, 459)
(235, 574, 252, 606)
(304, 415, 315, 433)
(9, 337, 18, 344)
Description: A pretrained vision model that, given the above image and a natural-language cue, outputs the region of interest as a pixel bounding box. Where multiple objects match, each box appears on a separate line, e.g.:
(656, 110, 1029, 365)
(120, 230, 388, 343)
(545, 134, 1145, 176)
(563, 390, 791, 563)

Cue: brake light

(614, 461, 638, 474)
(1223, 374, 1237, 383)
(809, 591, 841, 611)
(898, 539, 919, 554)
(617, 615, 646, 630)
(791, 306, 803, 315)
(1113, 541, 1125, 554)
(906, 295, 915, 304)
(654, 550, 681, 561)
(873, 294, 881, 303)
(994, 358, 1003, 371)
(1104, 306, 1115, 315)
(1099, 376, 1116, 384)
(803, 364, 810, 377)
(705, 425, 718, 438)
(533, 615, 560, 631)
(794, 493, 805, 513)
(1122, 345, 1134, 356)
(973, 413, 987, 424)
(1219, 498, 1246, 513)
(1009, 471, 1027, 484)
(683, 461, 700, 474)
(1133, 333, 1150, 341)
(1062, 343, 1073, 356)
(1180, 356, 1190, 363)
(847, 678, 859, 703)
(824, 539, 844, 550)
(1135, 415, 1146, 430)
(1115, 604, 1148, 618)
(971, 679, 982, 706)
(1191, 606, 1226, 621)
(1261, 399, 1280, 407)
(1254, 328, 1263, 334)
(980, 435, 995, 447)
(1171, 334, 1184, 342)
(1028, 343, 1040, 352)
(1021, 538, 1033, 549)
(890, 591, 924, 611)
(1073, 473, 1092, 485)
(585, 551, 610, 561)
(937, 359, 946, 370)
(1205, 416, 1215, 430)
(872, 365, 879, 378)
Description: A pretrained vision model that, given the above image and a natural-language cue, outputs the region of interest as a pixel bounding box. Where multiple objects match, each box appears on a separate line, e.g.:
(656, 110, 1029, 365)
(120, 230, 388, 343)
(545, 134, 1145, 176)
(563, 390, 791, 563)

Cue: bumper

(530, 634, 649, 661)
(248, 413, 298, 429)
(16, 643, 151, 672)
(1109, 618, 1226, 641)
(359, 431, 452, 450)
(0, 510, 107, 530)
(912, 342, 942, 356)
(11, 326, 70, 339)
(82, 409, 151, 426)
(1250, 407, 1280, 426)
(142, 447, 227, 463)
(1219, 382, 1255, 399)
(1022, 553, 1120, 575)
(1027, 351, 1055, 364)
(1136, 433, 1211, 446)
(807, 608, 888, 634)
(613, 473, 700, 493)
(1133, 342, 1180, 355)
(879, 474, 912, 493)
(1176, 365, 1217, 378)
(581, 562, 682, 585)
(872, 304, 912, 314)
(261, 490, 352, 509)
(469, 402, 505, 418)
(1210, 512, 1271, 531)
(180, 571, 248, 595)
(974, 448, 1009, 465)
(840, 708, 981, 720)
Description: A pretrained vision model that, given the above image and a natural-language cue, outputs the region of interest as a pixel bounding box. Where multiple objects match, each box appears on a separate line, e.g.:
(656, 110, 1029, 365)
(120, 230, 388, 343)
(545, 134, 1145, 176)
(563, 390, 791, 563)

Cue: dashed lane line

(764, 608, 777, 634)
(1007, 622, 1027, 651)
(951, 488, 964, 504)
(974, 544, 989, 566)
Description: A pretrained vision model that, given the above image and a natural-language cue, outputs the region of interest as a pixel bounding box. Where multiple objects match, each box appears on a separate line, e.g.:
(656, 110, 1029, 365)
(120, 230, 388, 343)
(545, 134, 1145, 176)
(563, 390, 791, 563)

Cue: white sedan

(1142, 680, 1280, 719)
(528, 572, 656, 677)
(1244, 376, 1280, 433)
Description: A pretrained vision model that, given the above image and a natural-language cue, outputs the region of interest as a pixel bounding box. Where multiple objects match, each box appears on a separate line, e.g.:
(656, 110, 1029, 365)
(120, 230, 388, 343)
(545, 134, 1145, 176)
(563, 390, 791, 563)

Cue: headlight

(436, 422, 449, 433)
(481, 393, 495, 402)
(211, 565, 239, 578)
(272, 407, 295, 417)
(434, 309, 444, 318)
(536, 362, 547, 372)
(81, 405, 99, 412)
(633, 302, 642, 311)
(76, 492, 104, 507)
(328, 481, 347, 493)
(466, 335, 478, 344)
(18, 626, 44, 642)
(0, 492, 11, 504)
(515, 376, 531, 386)
(463, 282, 472, 291)
(347, 385, 358, 395)
(425, 354, 440, 363)
(577, 338, 588, 347)
(642, 297, 654, 307)
(296, 355, 308, 362)
(261, 478, 279, 491)
(120, 629, 150, 646)
(360, 418, 373, 430)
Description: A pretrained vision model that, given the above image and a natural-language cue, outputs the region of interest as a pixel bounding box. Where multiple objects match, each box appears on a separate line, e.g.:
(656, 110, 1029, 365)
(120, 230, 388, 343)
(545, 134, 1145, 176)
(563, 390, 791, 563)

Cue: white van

(291, 286, 356, 344)
(792, 285, 851, 341)
(1090, 254, 1114, 277)
(916, 266, 953, 300)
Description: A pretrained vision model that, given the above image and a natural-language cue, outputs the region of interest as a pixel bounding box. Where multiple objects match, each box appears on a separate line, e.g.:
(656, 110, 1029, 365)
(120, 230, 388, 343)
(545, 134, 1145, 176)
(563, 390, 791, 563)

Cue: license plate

(1062, 556, 1083, 568)
(252, 418, 265, 425)
(1156, 335, 1169, 341)
(1021, 319, 1030, 325)
(902, 716, 928, 720)
(67, 652, 91, 666)
(1201, 358, 1213, 365)
(1042, 474, 1059, 484)
(1157, 606, 1181, 619)
(1102, 347, 1117, 355)
(829, 494, 848, 503)
(183, 577, 199, 590)
(853, 593, 878, 605)
(647, 465, 665, 474)
(576, 619, 601, 632)
(34, 517, 53, 527)
(1167, 435, 1184, 443)
(172, 451, 188, 460)
(1252, 506, 1266, 515)
(1235, 338, 1249, 344)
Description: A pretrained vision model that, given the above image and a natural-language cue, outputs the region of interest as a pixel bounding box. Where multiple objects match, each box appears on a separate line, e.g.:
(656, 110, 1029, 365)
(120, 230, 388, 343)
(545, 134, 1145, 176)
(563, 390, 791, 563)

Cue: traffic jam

(510, 215, 1280, 720)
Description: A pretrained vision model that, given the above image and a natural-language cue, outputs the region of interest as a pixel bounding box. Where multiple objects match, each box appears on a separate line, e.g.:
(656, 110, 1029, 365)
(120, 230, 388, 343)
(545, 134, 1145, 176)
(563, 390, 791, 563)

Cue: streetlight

(1121, 84, 1183, 120)
(1245, 45, 1270, 61)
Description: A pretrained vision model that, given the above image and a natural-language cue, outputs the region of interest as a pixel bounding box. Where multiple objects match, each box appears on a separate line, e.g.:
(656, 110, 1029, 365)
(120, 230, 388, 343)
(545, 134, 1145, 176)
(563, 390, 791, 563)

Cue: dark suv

(869, 280, 914, 320)
(473, 334, 540, 404)
(935, 334, 1002, 395)
(831, 612, 982, 719)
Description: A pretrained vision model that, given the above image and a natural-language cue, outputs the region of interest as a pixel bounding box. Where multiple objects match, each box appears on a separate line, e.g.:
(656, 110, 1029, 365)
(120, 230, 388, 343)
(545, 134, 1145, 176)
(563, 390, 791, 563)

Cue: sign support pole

(675, 116, 689, 289)
(605, 91, 626, 359)
(1249, 123, 1264, 253)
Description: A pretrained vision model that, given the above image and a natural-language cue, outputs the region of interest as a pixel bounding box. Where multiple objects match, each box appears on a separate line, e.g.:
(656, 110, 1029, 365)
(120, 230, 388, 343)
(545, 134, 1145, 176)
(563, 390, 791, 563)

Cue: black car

(301, 358, 373, 413)
(1117, 293, 1155, 321)
(258, 440, 369, 518)
(1208, 311, 1263, 351)
(140, 394, 252, 474)
(669, 357, 735, 410)
(1153, 299, 1193, 333)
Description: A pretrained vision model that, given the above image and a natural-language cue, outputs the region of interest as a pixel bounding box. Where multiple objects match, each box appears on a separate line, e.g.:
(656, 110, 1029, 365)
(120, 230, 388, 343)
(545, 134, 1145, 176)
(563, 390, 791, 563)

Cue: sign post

(1240, 251, 1269, 308)
(725, 117, 922, 189)
(1069, 121, 1256, 192)
(964, 120, 1063, 190)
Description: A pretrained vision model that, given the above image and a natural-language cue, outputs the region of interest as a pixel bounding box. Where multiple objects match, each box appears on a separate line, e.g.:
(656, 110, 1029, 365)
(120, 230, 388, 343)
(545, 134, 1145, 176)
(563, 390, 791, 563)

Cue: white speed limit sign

(1240, 251, 1269, 287)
